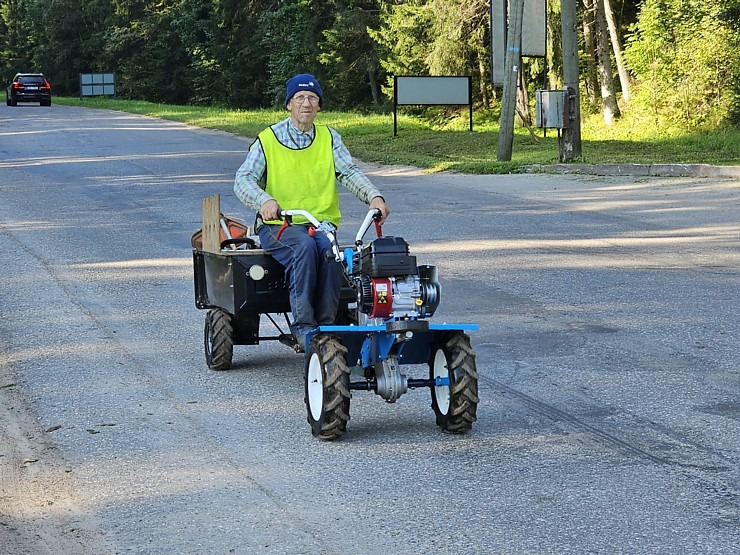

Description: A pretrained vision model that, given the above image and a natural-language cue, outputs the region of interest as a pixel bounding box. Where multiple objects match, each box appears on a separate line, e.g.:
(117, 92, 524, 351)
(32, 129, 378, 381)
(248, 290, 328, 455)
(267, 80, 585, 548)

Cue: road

(1, 104, 739, 554)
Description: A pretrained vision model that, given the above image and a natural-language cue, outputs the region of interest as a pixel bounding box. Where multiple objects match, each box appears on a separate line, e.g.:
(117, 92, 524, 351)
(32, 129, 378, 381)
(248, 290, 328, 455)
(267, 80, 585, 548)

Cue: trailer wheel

(304, 335, 350, 440)
(204, 309, 233, 370)
(429, 331, 478, 433)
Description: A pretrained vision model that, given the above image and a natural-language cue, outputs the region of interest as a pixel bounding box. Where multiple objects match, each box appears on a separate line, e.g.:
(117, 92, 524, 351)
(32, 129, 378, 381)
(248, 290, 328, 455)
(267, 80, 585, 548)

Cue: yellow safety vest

(259, 124, 340, 226)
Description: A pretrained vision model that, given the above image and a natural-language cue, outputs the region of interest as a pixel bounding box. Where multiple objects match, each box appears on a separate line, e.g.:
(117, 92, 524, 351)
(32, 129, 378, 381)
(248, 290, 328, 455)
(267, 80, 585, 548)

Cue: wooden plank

(201, 194, 221, 253)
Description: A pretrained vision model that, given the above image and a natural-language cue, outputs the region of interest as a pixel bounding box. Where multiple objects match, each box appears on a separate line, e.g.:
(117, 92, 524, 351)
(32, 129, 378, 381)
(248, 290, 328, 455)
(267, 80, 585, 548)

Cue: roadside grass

(47, 96, 740, 173)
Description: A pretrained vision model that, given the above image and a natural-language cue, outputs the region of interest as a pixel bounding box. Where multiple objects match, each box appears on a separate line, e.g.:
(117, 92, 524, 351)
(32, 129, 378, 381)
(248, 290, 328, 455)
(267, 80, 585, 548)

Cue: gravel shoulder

(0, 360, 111, 553)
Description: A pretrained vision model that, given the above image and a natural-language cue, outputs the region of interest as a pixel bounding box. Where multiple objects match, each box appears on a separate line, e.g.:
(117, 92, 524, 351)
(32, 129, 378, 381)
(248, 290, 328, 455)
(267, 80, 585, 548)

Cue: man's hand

(259, 199, 281, 221)
(369, 196, 390, 223)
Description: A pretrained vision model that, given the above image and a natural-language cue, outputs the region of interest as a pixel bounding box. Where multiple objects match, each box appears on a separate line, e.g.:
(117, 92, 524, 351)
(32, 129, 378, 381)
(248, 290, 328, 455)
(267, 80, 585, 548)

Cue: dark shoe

(293, 334, 306, 354)
(279, 333, 303, 353)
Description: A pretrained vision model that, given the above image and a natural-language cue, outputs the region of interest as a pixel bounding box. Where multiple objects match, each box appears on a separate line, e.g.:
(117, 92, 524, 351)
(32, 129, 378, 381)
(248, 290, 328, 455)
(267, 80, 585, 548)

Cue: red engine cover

(369, 277, 393, 318)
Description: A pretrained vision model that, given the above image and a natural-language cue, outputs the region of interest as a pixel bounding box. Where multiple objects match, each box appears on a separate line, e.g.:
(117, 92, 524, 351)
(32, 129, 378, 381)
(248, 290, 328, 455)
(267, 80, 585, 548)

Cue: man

(234, 73, 389, 351)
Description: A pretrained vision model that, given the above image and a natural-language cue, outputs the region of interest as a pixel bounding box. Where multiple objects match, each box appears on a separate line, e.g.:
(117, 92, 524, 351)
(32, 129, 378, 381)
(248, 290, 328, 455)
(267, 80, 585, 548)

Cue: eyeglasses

(292, 94, 320, 105)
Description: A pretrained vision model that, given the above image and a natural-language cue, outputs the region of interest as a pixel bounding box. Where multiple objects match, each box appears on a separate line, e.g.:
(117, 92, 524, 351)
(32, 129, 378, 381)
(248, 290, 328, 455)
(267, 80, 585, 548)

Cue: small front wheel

(430, 331, 478, 433)
(204, 308, 234, 370)
(304, 335, 350, 440)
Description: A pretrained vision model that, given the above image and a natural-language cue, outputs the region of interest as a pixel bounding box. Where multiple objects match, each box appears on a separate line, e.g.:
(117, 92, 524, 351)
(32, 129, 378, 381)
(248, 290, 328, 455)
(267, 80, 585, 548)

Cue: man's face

(288, 92, 320, 131)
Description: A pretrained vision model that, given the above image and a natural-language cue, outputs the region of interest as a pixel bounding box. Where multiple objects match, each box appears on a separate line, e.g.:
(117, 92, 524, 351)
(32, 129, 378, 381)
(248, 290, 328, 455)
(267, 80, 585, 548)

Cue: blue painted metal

(315, 322, 479, 333)
(343, 247, 356, 273)
(435, 376, 450, 387)
(360, 332, 395, 367)
(307, 321, 478, 367)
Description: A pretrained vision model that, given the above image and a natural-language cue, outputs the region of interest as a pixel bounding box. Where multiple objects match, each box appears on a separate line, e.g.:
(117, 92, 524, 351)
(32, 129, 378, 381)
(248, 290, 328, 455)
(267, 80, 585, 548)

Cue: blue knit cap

(285, 74, 323, 107)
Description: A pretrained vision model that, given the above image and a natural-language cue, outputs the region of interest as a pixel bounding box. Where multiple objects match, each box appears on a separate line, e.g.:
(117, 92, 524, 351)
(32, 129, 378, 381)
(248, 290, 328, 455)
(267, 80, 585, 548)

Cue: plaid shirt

(234, 117, 382, 213)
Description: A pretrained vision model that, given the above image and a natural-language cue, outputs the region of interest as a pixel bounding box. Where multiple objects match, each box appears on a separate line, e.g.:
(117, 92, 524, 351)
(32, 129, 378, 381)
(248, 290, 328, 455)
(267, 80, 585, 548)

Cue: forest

(1, 0, 739, 130)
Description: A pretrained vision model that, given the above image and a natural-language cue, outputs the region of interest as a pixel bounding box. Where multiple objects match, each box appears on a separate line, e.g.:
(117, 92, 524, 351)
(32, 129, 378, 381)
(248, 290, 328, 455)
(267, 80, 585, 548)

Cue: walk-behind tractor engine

(349, 236, 440, 321)
(193, 198, 479, 441)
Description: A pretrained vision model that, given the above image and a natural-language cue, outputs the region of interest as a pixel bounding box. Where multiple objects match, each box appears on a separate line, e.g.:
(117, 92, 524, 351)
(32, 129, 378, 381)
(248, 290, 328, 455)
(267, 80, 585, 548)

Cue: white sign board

(523, 0, 547, 57)
(394, 76, 471, 106)
(491, 0, 547, 87)
(393, 76, 473, 135)
(491, 0, 508, 88)
(80, 73, 116, 97)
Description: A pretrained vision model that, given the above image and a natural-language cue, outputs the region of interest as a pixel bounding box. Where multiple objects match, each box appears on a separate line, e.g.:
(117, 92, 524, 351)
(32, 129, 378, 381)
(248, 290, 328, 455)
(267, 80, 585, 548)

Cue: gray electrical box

(535, 90, 570, 129)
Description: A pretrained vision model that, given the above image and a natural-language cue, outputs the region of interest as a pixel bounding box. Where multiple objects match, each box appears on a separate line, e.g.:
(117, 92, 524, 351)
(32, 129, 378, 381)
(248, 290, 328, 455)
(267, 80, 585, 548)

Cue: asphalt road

(1, 104, 739, 554)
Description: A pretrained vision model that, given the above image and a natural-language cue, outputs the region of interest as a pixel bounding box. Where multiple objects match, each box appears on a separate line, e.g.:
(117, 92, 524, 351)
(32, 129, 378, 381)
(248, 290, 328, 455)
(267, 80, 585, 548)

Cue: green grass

(42, 95, 740, 173)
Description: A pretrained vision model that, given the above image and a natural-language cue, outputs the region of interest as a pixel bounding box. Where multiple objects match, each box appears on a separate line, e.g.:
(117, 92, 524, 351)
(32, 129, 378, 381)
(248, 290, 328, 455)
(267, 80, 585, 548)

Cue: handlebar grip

(221, 237, 257, 249)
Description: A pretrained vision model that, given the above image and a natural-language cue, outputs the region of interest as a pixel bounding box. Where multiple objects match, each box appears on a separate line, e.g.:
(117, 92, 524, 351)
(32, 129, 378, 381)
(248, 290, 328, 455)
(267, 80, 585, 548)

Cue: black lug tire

(204, 309, 234, 370)
(304, 334, 351, 440)
(429, 331, 479, 433)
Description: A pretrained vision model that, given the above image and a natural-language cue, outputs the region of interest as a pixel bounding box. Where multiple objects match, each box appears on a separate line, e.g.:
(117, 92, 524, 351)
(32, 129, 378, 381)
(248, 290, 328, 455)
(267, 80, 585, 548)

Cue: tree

(369, 0, 490, 106)
(625, 0, 740, 128)
(368, 0, 434, 99)
(603, 0, 631, 102)
(259, 0, 334, 106)
(1, 0, 34, 80)
(426, 0, 490, 107)
(594, 0, 621, 123)
(27, 0, 117, 95)
(0, 0, 735, 129)
(581, 0, 599, 105)
(318, 1, 384, 107)
(106, 1, 192, 104)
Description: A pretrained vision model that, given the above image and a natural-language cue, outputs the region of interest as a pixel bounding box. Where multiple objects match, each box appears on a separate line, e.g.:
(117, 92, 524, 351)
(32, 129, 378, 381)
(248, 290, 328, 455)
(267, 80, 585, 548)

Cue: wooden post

(496, 0, 525, 162)
(201, 194, 222, 253)
(559, 0, 583, 161)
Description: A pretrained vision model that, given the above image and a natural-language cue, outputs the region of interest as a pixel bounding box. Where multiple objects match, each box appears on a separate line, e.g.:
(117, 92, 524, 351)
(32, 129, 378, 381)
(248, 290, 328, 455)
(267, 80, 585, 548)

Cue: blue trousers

(258, 224, 342, 339)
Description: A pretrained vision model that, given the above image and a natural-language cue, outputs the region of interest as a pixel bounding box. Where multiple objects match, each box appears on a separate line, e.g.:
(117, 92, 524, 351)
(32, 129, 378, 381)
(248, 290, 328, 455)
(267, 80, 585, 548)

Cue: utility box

(535, 90, 570, 129)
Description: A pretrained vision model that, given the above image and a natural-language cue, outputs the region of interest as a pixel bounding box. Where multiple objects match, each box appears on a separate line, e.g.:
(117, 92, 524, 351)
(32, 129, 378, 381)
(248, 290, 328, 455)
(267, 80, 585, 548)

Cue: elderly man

(234, 73, 389, 351)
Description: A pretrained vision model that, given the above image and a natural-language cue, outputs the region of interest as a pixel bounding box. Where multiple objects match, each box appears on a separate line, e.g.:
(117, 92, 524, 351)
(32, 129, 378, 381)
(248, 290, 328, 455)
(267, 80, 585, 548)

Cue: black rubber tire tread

(304, 334, 351, 441)
(204, 309, 234, 370)
(430, 331, 479, 433)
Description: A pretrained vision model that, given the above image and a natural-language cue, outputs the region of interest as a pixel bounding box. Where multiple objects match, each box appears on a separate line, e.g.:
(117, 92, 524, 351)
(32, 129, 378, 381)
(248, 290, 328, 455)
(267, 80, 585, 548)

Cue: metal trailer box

(193, 249, 291, 316)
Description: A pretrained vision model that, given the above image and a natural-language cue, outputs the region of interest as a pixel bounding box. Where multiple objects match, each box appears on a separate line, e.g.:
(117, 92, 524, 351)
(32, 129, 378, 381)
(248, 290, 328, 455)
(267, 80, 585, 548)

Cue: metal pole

(393, 76, 398, 137)
(468, 76, 473, 132)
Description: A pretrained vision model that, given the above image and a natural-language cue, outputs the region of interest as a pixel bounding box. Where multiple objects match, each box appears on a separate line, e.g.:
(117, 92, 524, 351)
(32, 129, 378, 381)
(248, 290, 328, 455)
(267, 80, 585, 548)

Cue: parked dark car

(6, 73, 52, 106)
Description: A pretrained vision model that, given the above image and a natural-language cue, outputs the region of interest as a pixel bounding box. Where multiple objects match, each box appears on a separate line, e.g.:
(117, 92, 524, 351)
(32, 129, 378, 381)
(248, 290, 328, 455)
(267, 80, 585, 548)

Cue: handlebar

(277, 209, 323, 229)
(273, 208, 383, 264)
(355, 208, 383, 245)
(277, 209, 343, 262)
